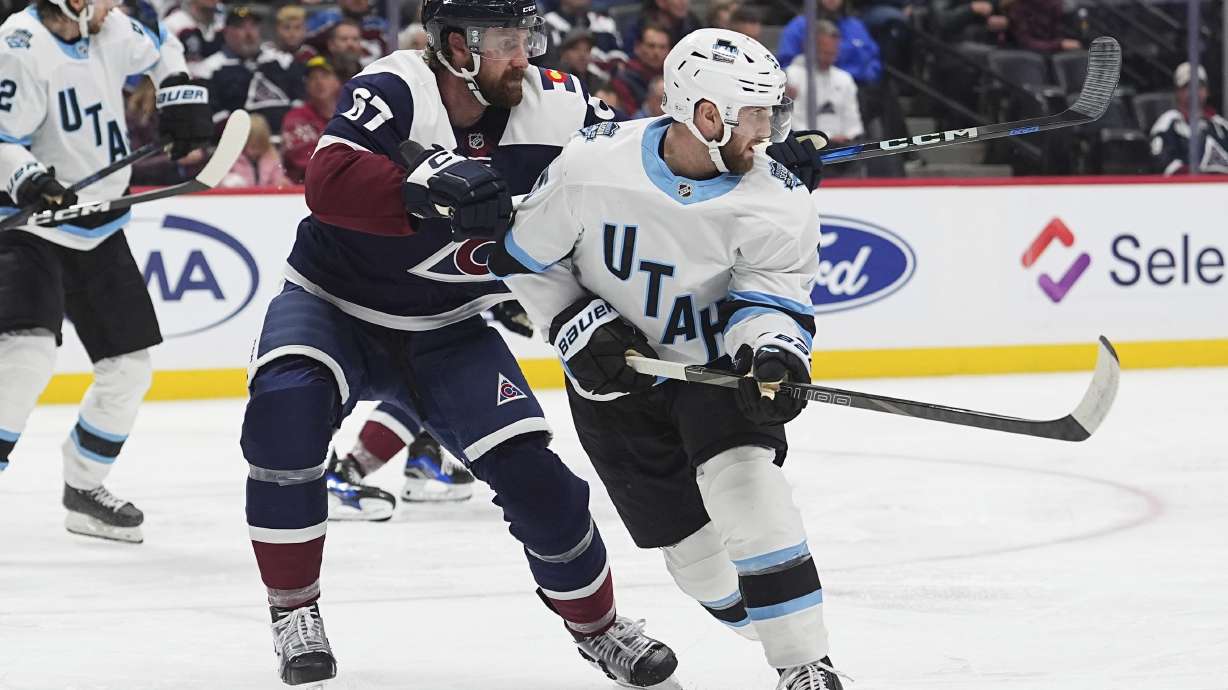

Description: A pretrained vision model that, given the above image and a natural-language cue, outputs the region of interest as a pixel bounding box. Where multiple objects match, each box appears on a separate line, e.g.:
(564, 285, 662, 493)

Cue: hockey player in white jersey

(493, 29, 844, 690)
(0, 0, 212, 542)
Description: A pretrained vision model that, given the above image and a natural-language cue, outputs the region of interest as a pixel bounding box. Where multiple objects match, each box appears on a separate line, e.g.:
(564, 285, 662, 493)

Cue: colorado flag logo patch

(497, 373, 528, 406)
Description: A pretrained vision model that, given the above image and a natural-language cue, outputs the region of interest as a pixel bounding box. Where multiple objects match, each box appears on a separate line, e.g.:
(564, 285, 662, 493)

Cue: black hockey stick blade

(818, 36, 1121, 165)
(13, 110, 251, 229)
(627, 336, 1120, 442)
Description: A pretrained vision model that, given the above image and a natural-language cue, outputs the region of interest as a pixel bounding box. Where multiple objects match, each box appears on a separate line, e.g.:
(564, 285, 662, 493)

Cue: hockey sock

(0, 330, 57, 472)
(349, 403, 423, 474)
(471, 434, 616, 639)
(243, 356, 337, 608)
(63, 350, 152, 490)
(661, 522, 759, 641)
(698, 445, 829, 669)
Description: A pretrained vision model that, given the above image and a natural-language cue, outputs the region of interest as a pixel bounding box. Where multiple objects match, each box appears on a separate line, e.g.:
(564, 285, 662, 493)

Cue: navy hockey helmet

(422, 0, 546, 61)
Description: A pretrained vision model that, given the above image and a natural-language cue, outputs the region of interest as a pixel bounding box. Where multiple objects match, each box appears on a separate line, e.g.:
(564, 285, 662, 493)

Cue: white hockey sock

(698, 445, 830, 669)
(661, 522, 759, 640)
(0, 331, 57, 468)
(63, 349, 152, 490)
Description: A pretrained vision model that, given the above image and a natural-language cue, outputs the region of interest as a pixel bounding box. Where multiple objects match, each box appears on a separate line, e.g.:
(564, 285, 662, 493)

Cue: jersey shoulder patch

(767, 160, 805, 190)
(576, 121, 620, 141)
(4, 28, 32, 49)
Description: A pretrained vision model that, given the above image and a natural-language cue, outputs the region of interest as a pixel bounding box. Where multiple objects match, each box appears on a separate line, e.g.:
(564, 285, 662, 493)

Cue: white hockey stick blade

(196, 109, 252, 188)
(1067, 335, 1121, 438)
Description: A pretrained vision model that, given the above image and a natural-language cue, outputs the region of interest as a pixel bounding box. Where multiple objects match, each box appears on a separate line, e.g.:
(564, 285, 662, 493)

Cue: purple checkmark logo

(1022, 218, 1092, 303)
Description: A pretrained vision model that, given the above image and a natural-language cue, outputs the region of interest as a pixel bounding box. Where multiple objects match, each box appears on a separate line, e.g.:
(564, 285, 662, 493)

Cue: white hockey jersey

(502, 116, 820, 395)
(0, 6, 187, 250)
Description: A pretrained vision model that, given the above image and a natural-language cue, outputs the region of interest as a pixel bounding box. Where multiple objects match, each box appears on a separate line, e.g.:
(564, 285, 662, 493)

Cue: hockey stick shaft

(8, 110, 251, 230)
(818, 36, 1121, 165)
(627, 336, 1120, 442)
(0, 140, 169, 231)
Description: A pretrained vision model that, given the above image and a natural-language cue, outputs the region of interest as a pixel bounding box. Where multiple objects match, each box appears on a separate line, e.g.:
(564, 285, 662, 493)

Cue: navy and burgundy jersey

(288, 51, 616, 332)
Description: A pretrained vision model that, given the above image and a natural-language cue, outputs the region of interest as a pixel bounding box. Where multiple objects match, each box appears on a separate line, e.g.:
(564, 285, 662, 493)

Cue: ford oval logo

(811, 215, 916, 313)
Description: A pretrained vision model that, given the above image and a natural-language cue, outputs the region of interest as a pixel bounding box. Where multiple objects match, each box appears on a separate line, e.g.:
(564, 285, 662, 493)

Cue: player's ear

(446, 31, 474, 70)
(694, 101, 723, 141)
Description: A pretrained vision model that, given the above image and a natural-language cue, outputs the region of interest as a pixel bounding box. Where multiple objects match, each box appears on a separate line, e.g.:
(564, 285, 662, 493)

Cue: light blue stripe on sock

(745, 590, 824, 621)
(70, 429, 118, 464)
(76, 417, 128, 443)
(701, 590, 742, 610)
(0, 427, 19, 443)
(731, 541, 810, 574)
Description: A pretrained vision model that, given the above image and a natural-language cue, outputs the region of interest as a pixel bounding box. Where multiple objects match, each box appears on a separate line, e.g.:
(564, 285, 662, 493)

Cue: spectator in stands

(280, 56, 340, 183)
(786, 19, 863, 143)
(609, 23, 670, 115)
(221, 113, 291, 187)
(305, 0, 390, 66)
(932, 0, 1009, 44)
(266, 5, 312, 62)
(593, 80, 625, 117)
(622, 0, 700, 49)
(633, 75, 665, 118)
(557, 29, 602, 89)
(1151, 62, 1228, 176)
(705, 0, 738, 30)
(777, 0, 882, 84)
(198, 6, 307, 134)
(728, 5, 763, 42)
(164, 0, 224, 67)
(1006, 0, 1080, 53)
(322, 19, 366, 81)
(543, 0, 626, 81)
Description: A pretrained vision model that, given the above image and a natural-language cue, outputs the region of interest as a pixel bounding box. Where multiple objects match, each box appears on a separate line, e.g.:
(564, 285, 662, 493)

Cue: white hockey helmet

(47, 0, 98, 38)
(662, 28, 792, 172)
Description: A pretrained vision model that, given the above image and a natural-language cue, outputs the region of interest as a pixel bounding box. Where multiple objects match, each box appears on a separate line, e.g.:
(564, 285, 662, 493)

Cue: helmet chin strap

(683, 119, 733, 174)
(436, 50, 491, 107)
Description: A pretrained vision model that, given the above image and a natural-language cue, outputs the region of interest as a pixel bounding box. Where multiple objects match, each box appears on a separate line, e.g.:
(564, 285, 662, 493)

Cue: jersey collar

(26, 5, 90, 60)
(639, 117, 743, 205)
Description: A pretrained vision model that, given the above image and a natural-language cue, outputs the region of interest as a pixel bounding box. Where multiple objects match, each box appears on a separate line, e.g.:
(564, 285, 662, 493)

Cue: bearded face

(475, 58, 527, 108)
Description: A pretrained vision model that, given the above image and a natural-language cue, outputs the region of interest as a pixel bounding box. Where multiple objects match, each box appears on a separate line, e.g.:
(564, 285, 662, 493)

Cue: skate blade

(65, 511, 143, 544)
(618, 677, 686, 690)
(327, 495, 394, 522)
(401, 478, 474, 503)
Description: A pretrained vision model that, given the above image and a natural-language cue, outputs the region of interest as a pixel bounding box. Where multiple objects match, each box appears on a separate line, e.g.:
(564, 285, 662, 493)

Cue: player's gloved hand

(402, 145, 513, 241)
(732, 337, 811, 425)
(549, 296, 658, 396)
(766, 130, 828, 191)
(490, 300, 534, 338)
(14, 166, 78, 212)
(156, 73, 213, 159)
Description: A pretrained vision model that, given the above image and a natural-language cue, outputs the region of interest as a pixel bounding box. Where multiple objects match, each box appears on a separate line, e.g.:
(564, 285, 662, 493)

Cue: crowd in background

(1, 0, 1221, 184)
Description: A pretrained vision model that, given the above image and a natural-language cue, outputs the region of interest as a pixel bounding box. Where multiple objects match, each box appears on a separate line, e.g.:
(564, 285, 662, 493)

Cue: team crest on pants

(497, 373, 527, 406)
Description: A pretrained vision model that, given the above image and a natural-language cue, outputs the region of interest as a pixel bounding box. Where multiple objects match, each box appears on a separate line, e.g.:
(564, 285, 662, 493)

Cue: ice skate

(576, 616, 679, 688)
(401, 435, 474, 502)
(63, 484, 144, 543)
(271, 602, 337, 686)
(325, 452, 396, 521)
(776, 657, 845, 690)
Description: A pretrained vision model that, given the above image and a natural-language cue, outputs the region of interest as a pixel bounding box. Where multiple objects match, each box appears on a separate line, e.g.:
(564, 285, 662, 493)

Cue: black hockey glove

(156, 73, 213, 160)
(549, 297, 658, 396)
(766, 130, 829, 192)
(490, 300, 534, 338)
(403, 145, 513, 241)
(732, 342, 810, 426)
(14, 166, 77, 212)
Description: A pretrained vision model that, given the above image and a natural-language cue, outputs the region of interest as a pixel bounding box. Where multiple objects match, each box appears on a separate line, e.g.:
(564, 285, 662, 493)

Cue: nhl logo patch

(496, 373, 528, 406)
(677, 182, 693, 198)
(468, 132, 485, 149)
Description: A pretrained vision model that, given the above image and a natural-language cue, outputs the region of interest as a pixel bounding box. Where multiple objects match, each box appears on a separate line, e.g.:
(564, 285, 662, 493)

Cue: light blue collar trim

(639, 117, 742, 205)
(26, 6, 90, 60)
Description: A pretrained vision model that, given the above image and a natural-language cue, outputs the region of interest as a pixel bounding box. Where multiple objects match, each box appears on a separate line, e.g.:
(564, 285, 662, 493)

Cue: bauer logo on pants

(811, 215, 916, 313)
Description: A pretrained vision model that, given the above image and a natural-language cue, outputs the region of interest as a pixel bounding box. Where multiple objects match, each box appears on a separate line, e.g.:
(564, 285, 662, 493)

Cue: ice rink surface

(2, 367, 1226, 690)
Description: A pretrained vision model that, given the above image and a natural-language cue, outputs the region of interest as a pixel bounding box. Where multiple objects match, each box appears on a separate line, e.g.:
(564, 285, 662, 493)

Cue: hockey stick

(0, 139, 170, 231)
(817, 36, 1121, 165)
(2, 110, 251, 230)
(626, 336, 1120, 442)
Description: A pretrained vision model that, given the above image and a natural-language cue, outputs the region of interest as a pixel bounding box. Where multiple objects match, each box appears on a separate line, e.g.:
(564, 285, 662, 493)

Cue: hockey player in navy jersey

(239, 0, 679, 685)
(496, 29, 844, 690)
(0, 0, 211, 543)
